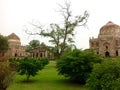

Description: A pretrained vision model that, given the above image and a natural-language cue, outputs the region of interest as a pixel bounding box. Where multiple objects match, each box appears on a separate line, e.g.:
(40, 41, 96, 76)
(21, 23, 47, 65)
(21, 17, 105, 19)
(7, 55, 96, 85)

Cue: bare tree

(26, 1, 89, 58)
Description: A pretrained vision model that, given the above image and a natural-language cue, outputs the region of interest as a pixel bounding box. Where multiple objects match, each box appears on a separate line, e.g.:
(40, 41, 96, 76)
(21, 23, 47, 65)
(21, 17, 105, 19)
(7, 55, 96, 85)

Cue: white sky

(0, 0, 120, 49)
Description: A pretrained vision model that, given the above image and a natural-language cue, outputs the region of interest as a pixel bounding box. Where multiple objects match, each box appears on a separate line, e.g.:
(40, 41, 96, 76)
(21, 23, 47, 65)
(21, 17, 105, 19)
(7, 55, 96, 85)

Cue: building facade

(30, 46, 54, 59)
(89, 21, 120, 57)
(5, 33, 26, 57)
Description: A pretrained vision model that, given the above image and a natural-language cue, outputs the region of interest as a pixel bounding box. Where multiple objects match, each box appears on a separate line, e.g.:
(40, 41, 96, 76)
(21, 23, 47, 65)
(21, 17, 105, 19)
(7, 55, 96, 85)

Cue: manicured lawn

(8, 61, 88, 90)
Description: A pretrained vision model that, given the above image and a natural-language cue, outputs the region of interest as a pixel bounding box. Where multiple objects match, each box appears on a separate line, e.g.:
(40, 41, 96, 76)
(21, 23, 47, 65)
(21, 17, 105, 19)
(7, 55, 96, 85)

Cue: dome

(8, 33, 20, 40)
(99, 21, 120, 36)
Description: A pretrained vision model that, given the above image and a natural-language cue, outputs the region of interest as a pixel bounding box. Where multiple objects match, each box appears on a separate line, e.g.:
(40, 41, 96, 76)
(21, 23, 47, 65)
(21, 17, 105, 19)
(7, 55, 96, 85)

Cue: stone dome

(8, 33, 21, 44)
(8, 33, 20, 40)
(99, 21, 120, 36)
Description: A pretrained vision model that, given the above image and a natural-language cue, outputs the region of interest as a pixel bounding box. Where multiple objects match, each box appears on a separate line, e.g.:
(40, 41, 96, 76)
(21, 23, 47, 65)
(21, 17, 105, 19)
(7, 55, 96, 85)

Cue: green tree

(26, 1, 89, 58)
(14, 57, 49, 81)
(25, 40, 40, 52)
(56, 49, 102, 84)
(86, 59, 120, 90)
(0, 34, 9, 56)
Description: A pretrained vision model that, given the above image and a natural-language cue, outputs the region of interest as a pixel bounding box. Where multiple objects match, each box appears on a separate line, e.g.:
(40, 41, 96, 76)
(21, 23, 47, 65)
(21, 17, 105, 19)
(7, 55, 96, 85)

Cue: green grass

(8, 61, 88, 90)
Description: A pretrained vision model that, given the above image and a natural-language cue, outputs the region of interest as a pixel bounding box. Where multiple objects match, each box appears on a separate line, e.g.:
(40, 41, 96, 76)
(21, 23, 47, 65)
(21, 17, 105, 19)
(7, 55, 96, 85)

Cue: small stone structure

(29, 46, 54, 59)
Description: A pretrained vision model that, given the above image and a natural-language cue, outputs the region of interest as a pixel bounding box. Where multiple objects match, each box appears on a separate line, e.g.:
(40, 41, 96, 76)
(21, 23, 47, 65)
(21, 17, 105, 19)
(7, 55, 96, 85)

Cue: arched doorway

(36, 53, 38, 57)
(15, 53, 17, 57)
(116, 50, 118, 56)
(105, 51, 110, 57)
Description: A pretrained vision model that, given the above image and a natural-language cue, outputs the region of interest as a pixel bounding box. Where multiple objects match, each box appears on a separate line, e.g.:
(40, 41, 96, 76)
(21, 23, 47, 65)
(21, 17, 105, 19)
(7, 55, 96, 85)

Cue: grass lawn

(8, 61, 88, 90)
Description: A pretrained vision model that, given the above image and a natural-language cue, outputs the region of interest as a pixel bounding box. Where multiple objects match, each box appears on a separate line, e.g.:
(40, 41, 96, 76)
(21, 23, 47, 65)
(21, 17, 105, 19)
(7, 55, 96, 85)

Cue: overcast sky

(0, 0, 120, 49)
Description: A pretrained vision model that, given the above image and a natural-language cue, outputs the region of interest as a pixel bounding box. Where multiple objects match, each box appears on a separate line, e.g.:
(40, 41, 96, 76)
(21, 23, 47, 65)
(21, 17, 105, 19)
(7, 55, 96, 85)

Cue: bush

(0, 34, 9, 56)
(38, 58, 49, 66)
(0, 61, 15, 90)
(56, 49, 103, 84)
(86, 59, 120, 90)
(10, 57, 49, 81)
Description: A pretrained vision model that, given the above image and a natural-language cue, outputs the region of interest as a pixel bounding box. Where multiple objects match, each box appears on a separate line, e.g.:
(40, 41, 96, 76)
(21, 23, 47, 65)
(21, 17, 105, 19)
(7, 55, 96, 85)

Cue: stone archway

(105, 51, 110, 57)
(15, 53, 17, 57)
(116, 50, 118, 56)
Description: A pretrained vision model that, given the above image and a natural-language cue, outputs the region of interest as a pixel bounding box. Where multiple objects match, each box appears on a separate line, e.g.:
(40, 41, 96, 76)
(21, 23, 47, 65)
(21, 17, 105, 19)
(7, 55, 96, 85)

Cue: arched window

(103, 42, 109, 49)
(106, 46, 108, 49)
(97, 51, 99, 54)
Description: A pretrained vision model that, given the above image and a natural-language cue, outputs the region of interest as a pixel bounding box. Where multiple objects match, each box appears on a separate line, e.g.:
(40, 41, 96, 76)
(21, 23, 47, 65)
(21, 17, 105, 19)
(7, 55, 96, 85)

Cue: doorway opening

(116, 50, 118, 56)
(105, 51, 110, 57)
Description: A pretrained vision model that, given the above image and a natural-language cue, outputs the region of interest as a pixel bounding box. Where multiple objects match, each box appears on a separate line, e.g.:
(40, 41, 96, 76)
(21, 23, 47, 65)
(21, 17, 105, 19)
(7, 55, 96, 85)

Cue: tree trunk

(0, 83, 7, 90)
(57, 53, 61, 59)
(0, 88, 7, 90)
(26, 74, 30, 81)
(0, 85, 7, 90)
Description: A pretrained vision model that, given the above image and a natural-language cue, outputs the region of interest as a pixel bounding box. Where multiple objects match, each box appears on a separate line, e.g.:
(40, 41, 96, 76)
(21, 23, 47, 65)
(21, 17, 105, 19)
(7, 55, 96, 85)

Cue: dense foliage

(0, 34, 9, 55)
(56, 49, 103, 84)
(0, 61, 15, 90)
(25, 40, 40, 52)
(86, 59, 120, 90)
(10, 57, 49, 81)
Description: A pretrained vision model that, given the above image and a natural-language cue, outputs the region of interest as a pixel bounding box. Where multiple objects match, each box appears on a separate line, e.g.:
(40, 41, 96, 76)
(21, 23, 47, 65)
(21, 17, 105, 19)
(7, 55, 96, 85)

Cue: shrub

(0, 34, 9, 56)
(0, 61, 15, 90)
(38, 58, 49, 66)
(56, 49, 103, 84)
(86, 59, 120, 90)
(10, 57, 49, 81)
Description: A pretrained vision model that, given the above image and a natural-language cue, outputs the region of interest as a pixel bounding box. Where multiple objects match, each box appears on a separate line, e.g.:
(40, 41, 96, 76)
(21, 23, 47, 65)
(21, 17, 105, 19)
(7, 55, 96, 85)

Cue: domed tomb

(89, 21, 120, 57)
(99, 21, 120, 37)
(5, 33, 25, 57)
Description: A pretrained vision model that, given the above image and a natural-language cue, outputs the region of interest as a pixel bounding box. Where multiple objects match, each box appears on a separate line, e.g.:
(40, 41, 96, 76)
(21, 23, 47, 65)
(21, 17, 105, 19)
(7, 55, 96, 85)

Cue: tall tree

(25, 40, 40, 52)
(26, 1, 89, 58)
(0, 34, 9, 56)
